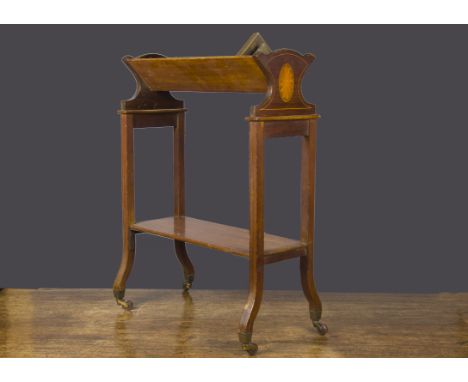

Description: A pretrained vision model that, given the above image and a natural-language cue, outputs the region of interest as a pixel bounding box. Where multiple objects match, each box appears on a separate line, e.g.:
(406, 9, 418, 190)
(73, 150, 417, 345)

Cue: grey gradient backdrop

(0, 25, 467, 292)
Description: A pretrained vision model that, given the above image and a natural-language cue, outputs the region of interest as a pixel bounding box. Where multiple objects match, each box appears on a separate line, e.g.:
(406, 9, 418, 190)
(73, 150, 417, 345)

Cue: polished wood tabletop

(0, 289, 467, 357)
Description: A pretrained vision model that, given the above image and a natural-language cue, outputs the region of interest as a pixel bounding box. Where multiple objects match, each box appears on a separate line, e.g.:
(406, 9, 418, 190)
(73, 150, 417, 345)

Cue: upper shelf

(121, 47, 317, 118)
(126, 56, 268, 93)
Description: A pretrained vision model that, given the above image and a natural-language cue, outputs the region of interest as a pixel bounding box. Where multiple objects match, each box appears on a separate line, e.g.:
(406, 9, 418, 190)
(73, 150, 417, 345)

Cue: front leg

(114, 114, 136, 310)
(239, 120, 265, 356)
(239, 261, 264, 356)
(113, 230, 135, 310)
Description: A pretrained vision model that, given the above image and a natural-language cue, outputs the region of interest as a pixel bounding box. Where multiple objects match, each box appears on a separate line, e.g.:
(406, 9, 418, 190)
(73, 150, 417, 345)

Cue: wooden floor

(0, 289, 467, 357)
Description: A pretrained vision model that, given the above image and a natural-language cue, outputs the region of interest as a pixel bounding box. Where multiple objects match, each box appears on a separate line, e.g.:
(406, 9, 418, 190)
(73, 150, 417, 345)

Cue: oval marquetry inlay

(278, 63, 294, 103)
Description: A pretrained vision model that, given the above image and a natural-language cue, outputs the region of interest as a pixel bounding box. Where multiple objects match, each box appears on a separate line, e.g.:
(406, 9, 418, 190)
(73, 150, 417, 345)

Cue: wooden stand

(112, 48, 327, 355)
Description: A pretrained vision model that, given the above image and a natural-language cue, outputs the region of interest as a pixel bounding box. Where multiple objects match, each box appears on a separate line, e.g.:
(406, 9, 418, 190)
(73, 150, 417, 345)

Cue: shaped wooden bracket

(120, 53, 183, 112)
(250, 49, 316, 118)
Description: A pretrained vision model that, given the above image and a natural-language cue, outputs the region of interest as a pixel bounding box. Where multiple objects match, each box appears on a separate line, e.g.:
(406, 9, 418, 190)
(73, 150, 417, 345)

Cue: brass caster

(313, 321, 328, 336)
(241, 342, 258, 356)
(239, 331, 258, 356)
(182, 274, 194, 292)
(114, 290, 134, 310)
(182, 289, 193, 303)
(116, 298, 134, 310)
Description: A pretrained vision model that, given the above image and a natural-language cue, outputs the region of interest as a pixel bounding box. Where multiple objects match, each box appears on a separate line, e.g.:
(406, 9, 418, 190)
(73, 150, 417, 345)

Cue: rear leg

(174, 240, 195, 292)
(300, 255, 327, 335)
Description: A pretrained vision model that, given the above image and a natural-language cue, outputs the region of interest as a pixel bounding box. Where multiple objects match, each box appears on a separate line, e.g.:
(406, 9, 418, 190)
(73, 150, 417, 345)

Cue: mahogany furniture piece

(112, 35, 327, 355)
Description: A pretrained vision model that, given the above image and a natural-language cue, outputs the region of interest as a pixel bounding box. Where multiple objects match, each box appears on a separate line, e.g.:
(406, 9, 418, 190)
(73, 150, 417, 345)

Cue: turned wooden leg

(239, 121, 265, 356)
(300, 119, 327, 335)
(113, 113, 136, 310)
(174, 240, 195, 292)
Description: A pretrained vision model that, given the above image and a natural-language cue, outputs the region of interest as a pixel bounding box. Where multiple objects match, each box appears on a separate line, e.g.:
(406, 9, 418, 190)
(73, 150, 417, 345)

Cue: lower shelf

(131, 216, 306, 264)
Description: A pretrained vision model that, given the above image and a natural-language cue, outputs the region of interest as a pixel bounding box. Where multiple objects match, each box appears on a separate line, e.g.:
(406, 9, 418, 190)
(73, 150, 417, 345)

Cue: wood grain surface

(127, 56, 268, 93)
(131, 216, 306, 261)
(0, 289, 467, 357)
